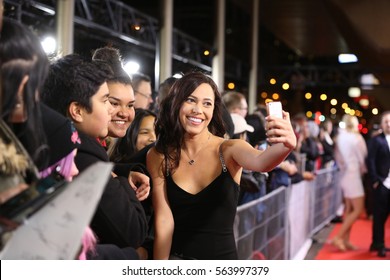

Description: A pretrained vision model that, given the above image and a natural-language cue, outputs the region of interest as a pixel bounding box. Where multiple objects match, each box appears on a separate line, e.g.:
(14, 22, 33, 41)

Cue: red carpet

(315, 217, 390, 260)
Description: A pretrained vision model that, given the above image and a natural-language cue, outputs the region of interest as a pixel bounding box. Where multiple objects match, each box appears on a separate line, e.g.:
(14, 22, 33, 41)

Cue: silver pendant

(188, 160, 195, 165)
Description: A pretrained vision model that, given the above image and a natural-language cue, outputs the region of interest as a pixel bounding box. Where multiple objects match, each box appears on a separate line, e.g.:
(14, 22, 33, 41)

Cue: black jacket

(75, 132, 148, 248)
(366, 133, 390, 185)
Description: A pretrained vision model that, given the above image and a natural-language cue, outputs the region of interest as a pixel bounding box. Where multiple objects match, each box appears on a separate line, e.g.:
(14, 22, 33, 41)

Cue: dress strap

(219, 140, 228, 173)
(164, 157, 170, 177)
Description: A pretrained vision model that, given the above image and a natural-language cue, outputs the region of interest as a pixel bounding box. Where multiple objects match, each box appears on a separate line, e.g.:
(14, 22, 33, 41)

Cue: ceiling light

(348, 87, 361, 98)
(338, 53, 358, 63)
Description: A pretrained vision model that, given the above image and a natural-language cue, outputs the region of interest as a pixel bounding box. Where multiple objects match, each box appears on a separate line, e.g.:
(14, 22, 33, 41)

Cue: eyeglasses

(135, 90, 153, 100)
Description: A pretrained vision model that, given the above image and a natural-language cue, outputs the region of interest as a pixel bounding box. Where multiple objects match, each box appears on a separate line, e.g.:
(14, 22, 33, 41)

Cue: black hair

(158, 76, 178, 104)
(0, 18, 49, 168)
(92, 46, 132, 85)
(246, 113, 266, 147)
(41, 54, 113, 117)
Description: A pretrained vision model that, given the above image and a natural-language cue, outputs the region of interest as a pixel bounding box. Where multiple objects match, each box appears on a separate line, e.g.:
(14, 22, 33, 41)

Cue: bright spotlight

(41, 36, 56, 55)
(123, 61, 140, 75)
(173, 73, 183, 79)
(338, 53, 358, 63)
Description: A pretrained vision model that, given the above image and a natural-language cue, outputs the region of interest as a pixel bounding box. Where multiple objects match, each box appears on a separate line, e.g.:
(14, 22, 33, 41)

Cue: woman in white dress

(332, 114, 367, 251)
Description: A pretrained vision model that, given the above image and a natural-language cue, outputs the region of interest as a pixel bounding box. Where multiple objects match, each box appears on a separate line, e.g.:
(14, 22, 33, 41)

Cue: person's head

(320, 119, 333, 134)
(132, 108, 156, 151)
(307, 120, 320, 138)
(41, 54, 113, 139)
(132, 72, 153, 109)
(155, 71, 225, 169)
(156, 76, 178, 111)
(245, 112, 266, 147)
(230, 113, 254, 140)
(0, 18, 49, 167)
(380, 110, 390, 135)
(293, 113, 309, 138)
(222, 91, 248, 117)
(92, 47, 135, 138)
(341, 114, 359, 133)
(109, 108, 156, 162)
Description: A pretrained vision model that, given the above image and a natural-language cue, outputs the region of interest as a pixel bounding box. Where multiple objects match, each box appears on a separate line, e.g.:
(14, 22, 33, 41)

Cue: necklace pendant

(188, 159, 195, 165)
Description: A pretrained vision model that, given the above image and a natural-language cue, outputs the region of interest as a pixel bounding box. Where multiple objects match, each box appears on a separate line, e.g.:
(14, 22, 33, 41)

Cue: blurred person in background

(222, 91, 248, 118)
(132, 73, 153, 110)
(367, 111, 390, 257)
(331, 114, 367, 251)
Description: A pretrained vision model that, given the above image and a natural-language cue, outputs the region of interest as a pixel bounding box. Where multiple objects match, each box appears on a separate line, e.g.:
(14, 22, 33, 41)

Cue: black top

(75, 131, 148, 248)
(166, 148, 239, 259)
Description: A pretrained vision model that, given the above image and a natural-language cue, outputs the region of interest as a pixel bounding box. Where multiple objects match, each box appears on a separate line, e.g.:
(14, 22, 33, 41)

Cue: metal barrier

(234, 167, 341, 260)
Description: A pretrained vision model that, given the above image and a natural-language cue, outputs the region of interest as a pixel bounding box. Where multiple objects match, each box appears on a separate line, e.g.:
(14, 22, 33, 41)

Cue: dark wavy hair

(0, 18, 49, 169)
(92, 46, 132, 86)
(155, 71, 225, 172)
(41, 54, 113, 117)
(109, 108, 156, 163)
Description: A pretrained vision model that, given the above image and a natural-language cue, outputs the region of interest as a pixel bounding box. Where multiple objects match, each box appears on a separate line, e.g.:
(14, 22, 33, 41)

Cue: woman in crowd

(0, 18, 49, 170)
(91, 46, 150, 201)
(147, 71, 296, 259)
(331, 114, 367, 251)
(0, 18, 50, 206)
(91, 47, 135, 146)
(109, 108, 156, 163)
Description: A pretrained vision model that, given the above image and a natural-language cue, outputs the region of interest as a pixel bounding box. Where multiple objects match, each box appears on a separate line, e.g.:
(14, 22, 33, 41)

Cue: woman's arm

(146, 148, 174, 260)
(229, 111, 297, 172)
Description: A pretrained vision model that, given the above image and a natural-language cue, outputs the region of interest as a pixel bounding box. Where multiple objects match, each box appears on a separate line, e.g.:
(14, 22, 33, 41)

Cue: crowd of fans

(1, 10, 389, 259)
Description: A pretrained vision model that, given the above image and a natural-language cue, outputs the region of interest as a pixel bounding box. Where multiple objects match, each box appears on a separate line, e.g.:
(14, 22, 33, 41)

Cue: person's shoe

(330, 216, 343, 223)
(369, 243, 390, 252)
(378, 247, 386, 258)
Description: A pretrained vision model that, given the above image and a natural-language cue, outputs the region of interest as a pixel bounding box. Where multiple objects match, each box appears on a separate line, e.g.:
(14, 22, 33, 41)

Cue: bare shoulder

(218, 138, 254, 162)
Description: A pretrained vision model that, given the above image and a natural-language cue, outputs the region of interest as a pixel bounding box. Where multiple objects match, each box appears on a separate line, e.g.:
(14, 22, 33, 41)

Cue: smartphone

(266, 101, 283, 118)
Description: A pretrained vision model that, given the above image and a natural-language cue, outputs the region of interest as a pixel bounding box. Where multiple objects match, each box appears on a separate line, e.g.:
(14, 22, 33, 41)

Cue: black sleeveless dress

(166, 148, 239, 260)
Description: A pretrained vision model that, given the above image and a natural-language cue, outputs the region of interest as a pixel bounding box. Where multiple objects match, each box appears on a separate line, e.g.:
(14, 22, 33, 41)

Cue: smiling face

(107, 82, 135, 138)
(179, 83, 215, 136)
(136, 115, 156, 151)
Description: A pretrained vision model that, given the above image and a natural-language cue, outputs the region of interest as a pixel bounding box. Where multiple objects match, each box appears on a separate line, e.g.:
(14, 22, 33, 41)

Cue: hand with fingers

(266, 111, 297, 150)
(128, 171, 151, 201)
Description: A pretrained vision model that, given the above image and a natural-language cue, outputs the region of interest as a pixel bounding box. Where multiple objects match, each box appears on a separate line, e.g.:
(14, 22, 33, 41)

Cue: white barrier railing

(234, 167, 341, 260)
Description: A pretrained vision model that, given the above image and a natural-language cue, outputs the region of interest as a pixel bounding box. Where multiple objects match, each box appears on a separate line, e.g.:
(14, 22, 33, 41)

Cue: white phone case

(267, 101, 283, 118)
